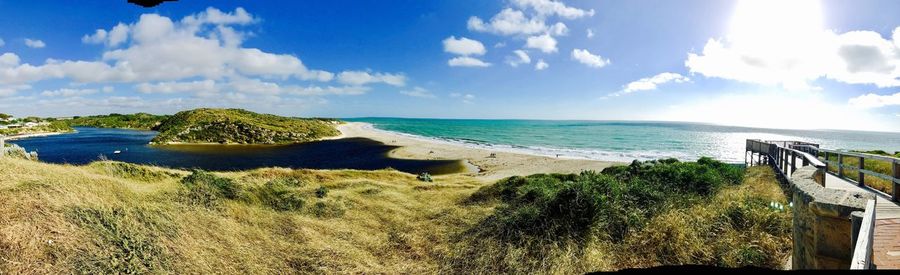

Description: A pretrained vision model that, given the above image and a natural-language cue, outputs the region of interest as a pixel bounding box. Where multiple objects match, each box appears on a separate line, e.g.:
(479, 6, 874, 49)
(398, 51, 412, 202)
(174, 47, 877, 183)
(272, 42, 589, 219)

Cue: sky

(0, 0, 899, 132)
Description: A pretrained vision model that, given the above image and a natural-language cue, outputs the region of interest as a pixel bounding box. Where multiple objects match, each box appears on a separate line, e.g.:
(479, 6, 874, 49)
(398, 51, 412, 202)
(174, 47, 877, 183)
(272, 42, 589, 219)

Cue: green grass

(0, 157, 790, 273)
(444, 158, 788, 273)
(821, 151, 896, 195)
(151, 108, 341, 145)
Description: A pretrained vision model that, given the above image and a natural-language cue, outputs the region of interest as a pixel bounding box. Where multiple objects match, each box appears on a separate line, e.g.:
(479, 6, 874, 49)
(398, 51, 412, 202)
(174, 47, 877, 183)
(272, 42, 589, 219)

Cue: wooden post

(791, 151, 797, 174)
(890, 160, 899, 201)
(839, 154, 844, 178)
(858, 157, 865, 187)
(824, 151, 830, 172)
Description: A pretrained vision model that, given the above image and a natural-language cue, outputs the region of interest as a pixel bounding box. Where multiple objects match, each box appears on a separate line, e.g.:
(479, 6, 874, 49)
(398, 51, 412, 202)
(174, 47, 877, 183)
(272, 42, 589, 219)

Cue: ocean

(346, 118, 900, 163)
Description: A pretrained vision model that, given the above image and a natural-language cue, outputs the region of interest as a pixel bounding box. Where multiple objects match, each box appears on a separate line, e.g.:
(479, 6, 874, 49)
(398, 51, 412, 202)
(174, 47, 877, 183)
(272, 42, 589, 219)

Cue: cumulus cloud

(465, 0, 591, 62)
(448, 56, 491, 67)
(571, 48, 609, 68)
(83, 23, 130, 47)
(443, 36, 490, 67)
(526, 34, 557, 53)
(443, 36, 486, 56)
(400, 87, 437, 98)
(848, 92, 900, 109)
(608, 73, 690, 97)
(24, 38, 45, 48)
(467, 9, 548, 36)
(686, 17, 900, 89)
(0, 7, 401, 103)
(506, 50, 531, 67)
(511, 0, 595, 19)
(337, 71, 406, 86)
(535, 59, 549, 70)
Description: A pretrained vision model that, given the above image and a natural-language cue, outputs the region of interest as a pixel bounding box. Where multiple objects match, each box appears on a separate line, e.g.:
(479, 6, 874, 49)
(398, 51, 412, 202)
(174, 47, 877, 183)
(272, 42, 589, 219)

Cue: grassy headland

(68, 113, 170, 130)
(151, 108, 341, 145)
(0, 156, 790, 273)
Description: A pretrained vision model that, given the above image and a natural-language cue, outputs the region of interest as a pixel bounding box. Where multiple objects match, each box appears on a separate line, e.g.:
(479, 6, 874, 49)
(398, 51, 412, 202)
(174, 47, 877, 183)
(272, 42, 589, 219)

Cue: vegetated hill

(68, 113, 170, 130)
(150, 108, 341, 145)
(0, 156, 790, 273)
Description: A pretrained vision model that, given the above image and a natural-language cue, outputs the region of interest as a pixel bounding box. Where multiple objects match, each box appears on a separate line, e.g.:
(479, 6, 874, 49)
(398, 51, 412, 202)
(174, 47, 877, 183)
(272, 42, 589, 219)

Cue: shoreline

(3, 131, 73, 141)
(337, 122, 625, 181)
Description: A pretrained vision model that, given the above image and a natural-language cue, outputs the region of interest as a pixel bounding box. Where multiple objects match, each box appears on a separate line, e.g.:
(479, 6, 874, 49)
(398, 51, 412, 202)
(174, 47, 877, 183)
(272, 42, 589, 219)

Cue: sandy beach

(338, 122, 624, 181)
(3, 131, 71, 141)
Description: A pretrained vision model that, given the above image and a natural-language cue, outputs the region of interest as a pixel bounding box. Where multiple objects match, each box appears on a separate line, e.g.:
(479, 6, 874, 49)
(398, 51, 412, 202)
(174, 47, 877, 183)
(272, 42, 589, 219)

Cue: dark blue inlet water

(9, 127, 464, 175)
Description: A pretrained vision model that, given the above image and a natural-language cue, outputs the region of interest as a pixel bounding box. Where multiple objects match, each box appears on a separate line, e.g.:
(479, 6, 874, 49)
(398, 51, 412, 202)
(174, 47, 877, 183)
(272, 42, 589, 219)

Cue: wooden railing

(792, 144, 900, 201)
(851, 199, 877, 270)
(746, 139, 827, 184)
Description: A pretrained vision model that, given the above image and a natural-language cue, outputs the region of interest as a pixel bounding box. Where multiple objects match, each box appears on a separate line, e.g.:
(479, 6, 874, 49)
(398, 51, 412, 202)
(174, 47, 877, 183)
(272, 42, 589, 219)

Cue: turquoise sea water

(346, 118, 900, 163)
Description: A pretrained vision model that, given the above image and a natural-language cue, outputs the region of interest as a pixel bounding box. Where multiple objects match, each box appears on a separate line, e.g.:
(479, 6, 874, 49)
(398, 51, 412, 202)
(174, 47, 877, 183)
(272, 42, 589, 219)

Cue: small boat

(113, 150, 122, 154)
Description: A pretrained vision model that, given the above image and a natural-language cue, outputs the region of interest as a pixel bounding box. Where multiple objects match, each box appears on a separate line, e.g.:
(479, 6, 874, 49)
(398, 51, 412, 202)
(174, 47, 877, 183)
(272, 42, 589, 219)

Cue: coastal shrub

(417, 172, 433, 182)
(252, 180, 305, 212)
(1, 144, 38, 160)
(443, 158, 757, 273)
(179, 170, 241, 208)
(315, 186, 329, 198)
(67, 206, 173, 274)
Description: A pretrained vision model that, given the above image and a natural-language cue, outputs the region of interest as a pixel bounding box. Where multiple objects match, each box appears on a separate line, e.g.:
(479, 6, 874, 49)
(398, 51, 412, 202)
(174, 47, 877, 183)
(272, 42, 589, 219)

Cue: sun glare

(729, 0, 824, 42)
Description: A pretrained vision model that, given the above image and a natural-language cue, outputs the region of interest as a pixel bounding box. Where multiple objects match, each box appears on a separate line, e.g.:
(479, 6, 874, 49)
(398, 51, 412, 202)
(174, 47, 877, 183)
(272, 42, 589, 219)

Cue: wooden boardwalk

(764, 141, 900, 270)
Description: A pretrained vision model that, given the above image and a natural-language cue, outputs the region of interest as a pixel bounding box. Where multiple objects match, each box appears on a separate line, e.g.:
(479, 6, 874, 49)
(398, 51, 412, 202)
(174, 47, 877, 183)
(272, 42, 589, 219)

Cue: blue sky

(0, 0, 898, 131)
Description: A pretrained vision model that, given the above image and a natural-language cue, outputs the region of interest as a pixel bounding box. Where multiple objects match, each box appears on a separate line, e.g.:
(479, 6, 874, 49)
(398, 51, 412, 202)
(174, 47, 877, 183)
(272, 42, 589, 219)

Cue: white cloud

(24, 38, 45, 48)
(535, 59, 549, 70)
(448, 56, 491, 67)
(549, 22, 568, 36)
(337, 71, 406, 86)
(467, 9, 548, 36)
(0, 84, 29, 97)
(443, 36, 486, 56)
(571, 48, 609, 68)
(506, 50, 531, 67)
(84, 23, 130, 47)
(136, 80, 217, 94)
(0, 7, 403, 101)
(848, 92, 900, 109)
(525, 34, 557, 53)
(586, 29, 594, 38)
(620, 73, 690, 94)
(686, 0, 900, 89)
(400, 87, 436, 98)
(511, 0, 595, 19)
(40, 88, 99, 97)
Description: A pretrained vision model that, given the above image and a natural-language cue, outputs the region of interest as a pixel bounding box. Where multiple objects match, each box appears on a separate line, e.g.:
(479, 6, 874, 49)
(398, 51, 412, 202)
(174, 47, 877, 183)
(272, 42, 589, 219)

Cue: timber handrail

(850, 199, 877, 270)
(791, 144, 900, 201)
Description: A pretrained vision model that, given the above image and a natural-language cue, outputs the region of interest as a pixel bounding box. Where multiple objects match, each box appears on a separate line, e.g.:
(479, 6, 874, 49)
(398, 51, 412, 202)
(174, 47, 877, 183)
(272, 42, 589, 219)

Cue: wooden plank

(851, 199, 877, 270)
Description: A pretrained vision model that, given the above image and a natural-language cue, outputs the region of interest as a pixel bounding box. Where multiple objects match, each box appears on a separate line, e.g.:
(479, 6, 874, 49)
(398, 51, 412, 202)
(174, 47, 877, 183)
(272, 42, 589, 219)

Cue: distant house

(7, 124, 23, 129)
(24, 122, 38, 128)
(55, 117, 74, 120)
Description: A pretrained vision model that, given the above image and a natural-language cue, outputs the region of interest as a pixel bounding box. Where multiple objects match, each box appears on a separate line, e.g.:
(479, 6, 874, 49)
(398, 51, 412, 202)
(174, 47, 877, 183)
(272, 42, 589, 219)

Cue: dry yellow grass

(0, 157, 490, 273)
(0, 157, 789, 273)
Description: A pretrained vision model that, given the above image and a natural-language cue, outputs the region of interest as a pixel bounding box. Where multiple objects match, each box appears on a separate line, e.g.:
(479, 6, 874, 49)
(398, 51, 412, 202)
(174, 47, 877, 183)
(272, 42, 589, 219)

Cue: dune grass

(0, 157, 789, 273)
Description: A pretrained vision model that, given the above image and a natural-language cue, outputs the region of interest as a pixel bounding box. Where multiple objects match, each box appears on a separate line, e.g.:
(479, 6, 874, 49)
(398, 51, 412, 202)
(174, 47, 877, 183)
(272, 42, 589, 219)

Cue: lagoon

(9, 127, 465, 174)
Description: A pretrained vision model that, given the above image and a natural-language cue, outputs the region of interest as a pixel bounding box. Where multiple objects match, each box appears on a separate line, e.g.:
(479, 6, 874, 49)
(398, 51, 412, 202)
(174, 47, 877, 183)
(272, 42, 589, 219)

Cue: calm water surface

(10, 127, 464, 174)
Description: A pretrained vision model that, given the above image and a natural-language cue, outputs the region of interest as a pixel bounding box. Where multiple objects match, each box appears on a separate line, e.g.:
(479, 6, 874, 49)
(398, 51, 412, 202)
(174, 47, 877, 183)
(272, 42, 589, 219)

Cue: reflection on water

(10, 127, 465, 175)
